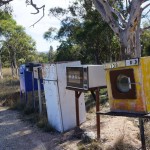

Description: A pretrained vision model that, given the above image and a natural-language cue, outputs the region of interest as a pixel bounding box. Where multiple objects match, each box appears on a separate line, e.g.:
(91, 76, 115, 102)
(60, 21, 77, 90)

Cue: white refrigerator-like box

(42, 61, 86, 132)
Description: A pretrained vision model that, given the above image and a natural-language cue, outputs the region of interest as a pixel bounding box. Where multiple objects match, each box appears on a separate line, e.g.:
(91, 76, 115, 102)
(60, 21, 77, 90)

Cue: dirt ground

(0, 106, 142, 150)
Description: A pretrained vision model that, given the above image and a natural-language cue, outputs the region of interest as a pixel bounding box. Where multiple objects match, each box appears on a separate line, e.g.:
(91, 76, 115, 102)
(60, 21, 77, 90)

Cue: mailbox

(42, 61, 86, 132)
(26, 62, 41, 72)
(66, 65, 106, 90)
(19, 64, 43, 93)
(33, 66, 43, 79)
(105, 56, 150, 114)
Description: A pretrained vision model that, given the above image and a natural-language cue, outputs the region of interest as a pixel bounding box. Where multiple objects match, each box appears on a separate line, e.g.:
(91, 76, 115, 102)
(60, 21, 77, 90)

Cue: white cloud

(11, 0, 70, 52)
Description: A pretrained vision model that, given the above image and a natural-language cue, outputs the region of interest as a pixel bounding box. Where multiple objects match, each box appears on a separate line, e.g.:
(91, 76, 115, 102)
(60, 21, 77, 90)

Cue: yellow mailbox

(104, 56, 150, 114)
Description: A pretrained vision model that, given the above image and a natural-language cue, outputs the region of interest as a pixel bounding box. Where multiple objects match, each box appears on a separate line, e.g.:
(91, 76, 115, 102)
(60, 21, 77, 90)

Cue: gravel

(0, 107, 62, 150)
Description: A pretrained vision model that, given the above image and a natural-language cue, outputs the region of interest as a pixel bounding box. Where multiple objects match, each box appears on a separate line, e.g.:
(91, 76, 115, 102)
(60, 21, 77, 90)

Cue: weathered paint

(106, 56, 150, 114)
(141, 57, 150, 112)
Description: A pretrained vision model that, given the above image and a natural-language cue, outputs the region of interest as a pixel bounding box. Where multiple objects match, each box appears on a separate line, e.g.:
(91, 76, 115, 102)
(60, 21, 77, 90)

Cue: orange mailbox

(104, 56, 150, 114)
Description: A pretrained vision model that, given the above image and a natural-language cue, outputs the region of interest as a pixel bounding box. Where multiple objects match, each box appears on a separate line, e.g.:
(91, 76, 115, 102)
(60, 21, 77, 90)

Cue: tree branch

(127, 0, 142, 30)
(93, 0, 120, 34)
(142, 26, 150, 31)
(142, 2, 150, 11)
(110, 7, 127, 28)
(93, 0, 107, 21)
(0, 0, 13, 7)
(26, 0, 45, 27)
(142, 9, 150, 18)
(29, 0, 45, 15)
(30, 5, 45, 27)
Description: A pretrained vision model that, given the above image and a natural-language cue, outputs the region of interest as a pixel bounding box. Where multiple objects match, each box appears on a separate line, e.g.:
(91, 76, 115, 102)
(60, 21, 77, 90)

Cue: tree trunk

(0, 51, 3, 79)
(119, 24, 141, 59)
(11, 51, 18, 78)
(93, 0, 143, 60)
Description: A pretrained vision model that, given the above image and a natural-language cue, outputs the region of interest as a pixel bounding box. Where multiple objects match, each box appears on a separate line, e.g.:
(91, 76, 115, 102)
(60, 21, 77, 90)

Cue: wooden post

(139, 118, 146, 150)
(96, 88, 100, 139)
(37, 79, 42, 114)
(75, 91, 82, 127)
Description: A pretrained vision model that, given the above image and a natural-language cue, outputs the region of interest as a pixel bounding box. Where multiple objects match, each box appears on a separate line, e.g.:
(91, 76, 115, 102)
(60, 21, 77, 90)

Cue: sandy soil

(0, 106, 141, 150)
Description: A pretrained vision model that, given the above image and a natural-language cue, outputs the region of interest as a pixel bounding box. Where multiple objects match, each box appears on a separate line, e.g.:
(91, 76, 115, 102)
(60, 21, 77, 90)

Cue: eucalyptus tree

(93, 0, 150, 59)
(44, 0, 120, 64)
(0, 41, 3, 79)
(0, 10, 36, 77)
(1, 27, 36, 77)
(0, 9, 13, 78)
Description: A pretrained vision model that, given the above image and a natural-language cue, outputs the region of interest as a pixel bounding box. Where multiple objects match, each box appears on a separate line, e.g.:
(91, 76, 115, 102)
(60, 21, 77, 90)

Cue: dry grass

(0, 68, 20, 106)
(107, 136, 137, 150)
(144, 121, 150, 149)
(0, 68, 51, 132)
(77, 141, 103, 150)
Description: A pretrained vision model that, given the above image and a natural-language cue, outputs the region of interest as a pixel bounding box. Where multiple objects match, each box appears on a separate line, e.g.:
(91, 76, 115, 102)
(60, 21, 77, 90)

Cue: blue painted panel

(19, 64, 43, 93)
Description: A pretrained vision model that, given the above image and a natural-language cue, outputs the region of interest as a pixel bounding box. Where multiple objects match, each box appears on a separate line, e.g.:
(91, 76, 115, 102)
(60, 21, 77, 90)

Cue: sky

(11, 0, 70, 52)
(10, 0, 150, 53)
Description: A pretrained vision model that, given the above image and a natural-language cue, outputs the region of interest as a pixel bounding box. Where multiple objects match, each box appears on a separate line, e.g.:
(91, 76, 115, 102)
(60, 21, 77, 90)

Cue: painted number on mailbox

(125, 58, 139, 66)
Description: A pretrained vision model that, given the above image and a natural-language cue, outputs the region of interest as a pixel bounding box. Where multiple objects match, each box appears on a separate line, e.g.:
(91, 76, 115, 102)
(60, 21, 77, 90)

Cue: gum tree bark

(0, 54, 3, 79)
(0, 43, 3, 79)
(93, 0, 150, 59)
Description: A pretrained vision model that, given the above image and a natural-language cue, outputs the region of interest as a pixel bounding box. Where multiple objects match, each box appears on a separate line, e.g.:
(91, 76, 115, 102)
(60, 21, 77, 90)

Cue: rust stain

(106, 56, 150, 114)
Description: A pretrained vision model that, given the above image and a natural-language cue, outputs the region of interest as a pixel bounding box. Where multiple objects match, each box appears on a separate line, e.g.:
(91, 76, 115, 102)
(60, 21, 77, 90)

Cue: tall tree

(93, 0, 150, 59)
(48, 46, 55, 63)
(0, 41, 3, 79)
(0, 10, 36, 77)
(44, 0, 120, 64)
(0, 9, 13, 78)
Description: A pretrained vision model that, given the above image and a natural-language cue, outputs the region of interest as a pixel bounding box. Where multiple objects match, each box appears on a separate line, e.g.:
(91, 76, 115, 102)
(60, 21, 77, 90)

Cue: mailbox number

(110, 63, 118, 68)
(126, 58, 139, 66)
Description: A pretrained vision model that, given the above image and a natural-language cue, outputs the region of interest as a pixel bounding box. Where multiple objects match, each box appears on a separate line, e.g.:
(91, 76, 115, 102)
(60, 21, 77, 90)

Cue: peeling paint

(106, 56, 150, 114)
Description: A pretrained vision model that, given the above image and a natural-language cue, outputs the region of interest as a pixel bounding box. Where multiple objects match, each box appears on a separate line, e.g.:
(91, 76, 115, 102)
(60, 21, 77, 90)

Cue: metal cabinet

(42, 61, 86, 132)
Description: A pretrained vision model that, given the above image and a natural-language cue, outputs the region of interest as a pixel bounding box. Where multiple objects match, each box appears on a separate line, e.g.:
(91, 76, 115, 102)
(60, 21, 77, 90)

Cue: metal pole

(96, 88, 100, 139)
(37, 79, 42, 114)
(75, 91, 80, 127)
(32, 72, 35, 108)
(20, 91, 23, 102)
(139, 118, 146, 150)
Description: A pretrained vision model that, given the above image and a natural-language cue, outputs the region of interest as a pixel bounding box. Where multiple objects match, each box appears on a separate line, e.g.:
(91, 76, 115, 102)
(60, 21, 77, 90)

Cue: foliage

(35, 47, 56, 63)
(44, 0, 121, 64)
(141, 23, 150, 56)
(0, 10, 37, 69)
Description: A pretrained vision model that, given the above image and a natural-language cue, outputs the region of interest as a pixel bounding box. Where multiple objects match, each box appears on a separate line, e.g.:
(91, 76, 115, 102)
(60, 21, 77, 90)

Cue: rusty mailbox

(104, 56, 150, 114)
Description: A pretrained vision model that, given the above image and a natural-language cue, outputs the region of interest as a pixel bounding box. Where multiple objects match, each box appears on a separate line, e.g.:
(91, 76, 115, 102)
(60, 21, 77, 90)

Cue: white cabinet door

(43, 80, 63, 132)
(56, 62, 86, 131)
(42, 64, 57, 81)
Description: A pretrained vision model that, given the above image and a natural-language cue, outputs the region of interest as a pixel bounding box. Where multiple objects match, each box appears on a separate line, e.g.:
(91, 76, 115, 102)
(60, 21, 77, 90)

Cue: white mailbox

(42, 61, 86, 132)
(66, 65, 106, 90)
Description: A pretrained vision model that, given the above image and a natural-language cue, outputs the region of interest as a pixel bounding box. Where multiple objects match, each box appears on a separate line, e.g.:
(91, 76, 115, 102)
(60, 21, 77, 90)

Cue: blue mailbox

(19, 63, 43, 93)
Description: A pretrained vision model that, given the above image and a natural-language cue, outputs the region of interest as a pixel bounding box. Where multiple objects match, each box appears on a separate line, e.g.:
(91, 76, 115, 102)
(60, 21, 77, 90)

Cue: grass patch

(77, 141, 103, 150)
(37, 116, 55, 132)
(111, 136, 137, 150)
(0, 68, 20, 108)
